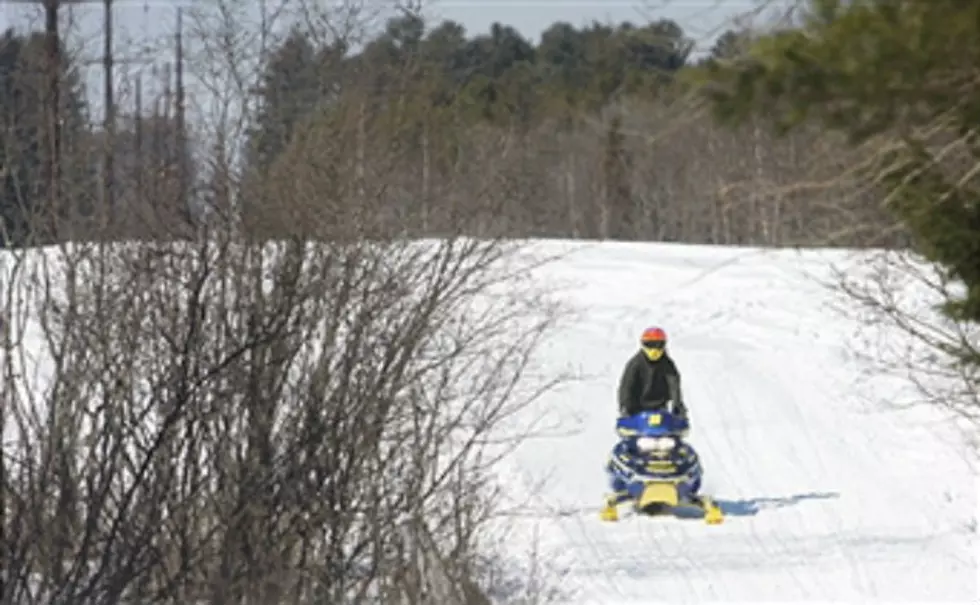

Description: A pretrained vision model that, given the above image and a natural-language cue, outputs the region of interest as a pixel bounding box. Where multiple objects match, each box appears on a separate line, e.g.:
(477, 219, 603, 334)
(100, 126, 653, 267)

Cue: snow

(488, 240, 978, 603)
(3, 238, 977, 603)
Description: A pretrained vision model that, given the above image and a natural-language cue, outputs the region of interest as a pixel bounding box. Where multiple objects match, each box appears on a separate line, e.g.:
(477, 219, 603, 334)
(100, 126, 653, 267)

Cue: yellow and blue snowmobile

(601, 410, 723, 524)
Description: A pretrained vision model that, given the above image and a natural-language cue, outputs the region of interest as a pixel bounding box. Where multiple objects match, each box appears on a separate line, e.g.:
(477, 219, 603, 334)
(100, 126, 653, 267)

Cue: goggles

(641, 339, 666, 361)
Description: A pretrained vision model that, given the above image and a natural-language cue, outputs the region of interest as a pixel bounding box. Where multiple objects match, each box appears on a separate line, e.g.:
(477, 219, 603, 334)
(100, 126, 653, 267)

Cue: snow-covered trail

(495, 241, 978, 603)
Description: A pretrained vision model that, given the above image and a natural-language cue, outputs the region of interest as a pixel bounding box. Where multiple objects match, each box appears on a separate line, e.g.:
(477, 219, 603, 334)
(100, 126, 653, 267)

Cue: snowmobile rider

(617, 326, 687, 421)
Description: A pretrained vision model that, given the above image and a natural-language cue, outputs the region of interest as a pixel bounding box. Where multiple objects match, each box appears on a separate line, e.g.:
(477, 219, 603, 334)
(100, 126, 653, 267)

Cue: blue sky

(0, 0, 770, 124)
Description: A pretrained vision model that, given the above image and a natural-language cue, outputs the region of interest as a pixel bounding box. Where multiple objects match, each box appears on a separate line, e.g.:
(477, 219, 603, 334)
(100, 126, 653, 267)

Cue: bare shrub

(2, 173, 566, 605)
(1, 5, 569, 603)
(829, 249, 980, 424)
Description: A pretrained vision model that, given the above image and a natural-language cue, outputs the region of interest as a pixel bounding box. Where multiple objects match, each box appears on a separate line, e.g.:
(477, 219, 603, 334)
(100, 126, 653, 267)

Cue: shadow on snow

(673, 491, 840, 519)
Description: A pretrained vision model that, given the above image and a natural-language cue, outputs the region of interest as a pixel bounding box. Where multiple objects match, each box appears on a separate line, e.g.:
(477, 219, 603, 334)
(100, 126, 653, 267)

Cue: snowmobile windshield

(617, 411, 688, 437)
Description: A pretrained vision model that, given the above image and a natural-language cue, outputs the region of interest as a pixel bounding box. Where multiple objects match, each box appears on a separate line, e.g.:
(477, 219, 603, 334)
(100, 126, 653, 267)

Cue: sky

(424, 0, 761, 48)
(0, 1, 765, 47)
(0, 0, 775, 126)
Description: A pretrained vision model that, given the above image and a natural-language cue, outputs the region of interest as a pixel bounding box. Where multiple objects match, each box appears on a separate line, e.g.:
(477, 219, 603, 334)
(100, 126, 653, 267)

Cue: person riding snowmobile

(601, 325, 710, 522)
(617, 326, 687, 421)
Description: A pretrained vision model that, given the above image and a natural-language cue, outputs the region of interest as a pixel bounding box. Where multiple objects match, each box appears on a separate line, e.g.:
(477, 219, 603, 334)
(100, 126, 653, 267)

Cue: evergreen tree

(697, 0, 980, 357)
(244, 28, 323, 177)
(0, 28, 87, 246)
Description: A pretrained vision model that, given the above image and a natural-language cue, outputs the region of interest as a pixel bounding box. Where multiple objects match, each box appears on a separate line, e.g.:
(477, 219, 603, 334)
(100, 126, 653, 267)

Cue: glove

(669, 399, 687, 417)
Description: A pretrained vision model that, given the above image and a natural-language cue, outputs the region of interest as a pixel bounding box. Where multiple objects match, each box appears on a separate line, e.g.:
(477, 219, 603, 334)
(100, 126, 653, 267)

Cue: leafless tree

(829, 250, 979, 421)
(492, 90, 902, 247)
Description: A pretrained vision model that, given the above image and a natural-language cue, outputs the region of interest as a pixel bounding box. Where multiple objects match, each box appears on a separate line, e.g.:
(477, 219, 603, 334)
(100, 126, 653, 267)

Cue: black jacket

(617, 351, 686, 418)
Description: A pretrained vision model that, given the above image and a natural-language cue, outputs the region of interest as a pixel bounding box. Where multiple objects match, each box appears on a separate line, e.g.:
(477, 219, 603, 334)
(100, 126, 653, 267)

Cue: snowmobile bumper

(600, 484, 725, 524)
(639, 482, 678, 508)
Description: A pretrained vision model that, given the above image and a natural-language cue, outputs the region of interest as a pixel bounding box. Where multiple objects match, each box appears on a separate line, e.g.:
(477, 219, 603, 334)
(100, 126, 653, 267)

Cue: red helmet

(640, 326, 667, 344)
(640, 326, 667, 360)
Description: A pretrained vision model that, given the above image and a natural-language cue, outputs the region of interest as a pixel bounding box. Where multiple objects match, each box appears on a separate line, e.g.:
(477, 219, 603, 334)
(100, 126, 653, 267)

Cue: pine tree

(697, 0, 980, 331)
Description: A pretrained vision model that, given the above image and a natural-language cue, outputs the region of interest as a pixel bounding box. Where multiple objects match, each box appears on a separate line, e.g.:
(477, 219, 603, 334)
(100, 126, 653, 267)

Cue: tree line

(239, 14, 900, 245)
(1, 13, 902, 248)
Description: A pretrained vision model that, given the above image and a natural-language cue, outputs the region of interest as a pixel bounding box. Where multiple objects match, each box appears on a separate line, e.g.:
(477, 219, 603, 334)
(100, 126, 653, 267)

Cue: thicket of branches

(1, 2, 572, 604)
(2, 230, 561, 604)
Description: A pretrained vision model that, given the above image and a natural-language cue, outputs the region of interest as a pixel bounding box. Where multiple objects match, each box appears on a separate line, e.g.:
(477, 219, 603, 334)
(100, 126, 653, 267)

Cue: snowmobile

(600, 409, 724, 524)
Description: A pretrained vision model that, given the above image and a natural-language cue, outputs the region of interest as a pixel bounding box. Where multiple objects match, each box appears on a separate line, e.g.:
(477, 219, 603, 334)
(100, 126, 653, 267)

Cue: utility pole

(174, 6, 189, 233)
(43, 0, 61, 237)
(103, 0, 115, 231)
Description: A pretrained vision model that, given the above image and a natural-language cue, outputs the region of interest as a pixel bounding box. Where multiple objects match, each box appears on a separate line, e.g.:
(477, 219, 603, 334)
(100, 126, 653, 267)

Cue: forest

(0, 9, 901, 248)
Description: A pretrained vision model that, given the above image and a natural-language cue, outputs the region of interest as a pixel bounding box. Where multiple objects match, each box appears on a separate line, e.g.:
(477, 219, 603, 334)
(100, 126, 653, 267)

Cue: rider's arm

(617, 356, 640, 416)
(665, 357, 684, 409)
(666, 375, 681, 403)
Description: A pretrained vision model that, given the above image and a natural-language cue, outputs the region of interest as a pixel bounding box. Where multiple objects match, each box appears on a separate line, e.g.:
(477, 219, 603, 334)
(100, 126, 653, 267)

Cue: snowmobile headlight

(636, 436, 675, 452)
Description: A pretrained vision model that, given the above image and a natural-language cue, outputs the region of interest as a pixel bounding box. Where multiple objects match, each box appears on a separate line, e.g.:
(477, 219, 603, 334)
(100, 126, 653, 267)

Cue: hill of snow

(2, 239, 976, 603)
(487, 240, 978, 603)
